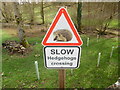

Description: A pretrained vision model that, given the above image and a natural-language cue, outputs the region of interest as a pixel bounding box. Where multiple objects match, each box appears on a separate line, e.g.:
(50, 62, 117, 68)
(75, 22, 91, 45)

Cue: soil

(2, 25, 119, 39)
(82, 27, 119, 38)
(2, 25, 47, 38)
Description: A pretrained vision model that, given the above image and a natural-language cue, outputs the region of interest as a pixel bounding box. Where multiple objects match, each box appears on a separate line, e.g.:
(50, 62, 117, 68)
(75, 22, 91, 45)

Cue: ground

(1, 27, 119, 88)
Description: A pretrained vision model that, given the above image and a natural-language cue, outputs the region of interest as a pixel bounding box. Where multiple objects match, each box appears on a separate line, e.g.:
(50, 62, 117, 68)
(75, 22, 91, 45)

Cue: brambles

(2, 40, 26, 54)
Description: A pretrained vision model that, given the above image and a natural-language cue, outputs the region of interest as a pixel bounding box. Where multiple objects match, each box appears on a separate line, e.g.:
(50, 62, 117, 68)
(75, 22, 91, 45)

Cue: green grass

(109, 19, 119, 28)
(2, 30, 119, 88)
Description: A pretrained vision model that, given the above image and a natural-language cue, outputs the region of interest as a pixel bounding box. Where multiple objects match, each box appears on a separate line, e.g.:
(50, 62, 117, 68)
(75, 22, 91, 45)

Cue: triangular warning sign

(42, 7, 83, 46)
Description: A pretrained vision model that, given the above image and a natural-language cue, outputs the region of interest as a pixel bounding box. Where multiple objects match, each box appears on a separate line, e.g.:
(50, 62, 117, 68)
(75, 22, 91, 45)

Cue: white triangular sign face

(42, 7, 83, 46)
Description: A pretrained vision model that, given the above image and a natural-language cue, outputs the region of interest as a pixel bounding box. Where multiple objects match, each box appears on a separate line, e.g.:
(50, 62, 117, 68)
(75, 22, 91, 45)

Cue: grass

(109, 19, 119, 28)
(2, 29, 119, 88)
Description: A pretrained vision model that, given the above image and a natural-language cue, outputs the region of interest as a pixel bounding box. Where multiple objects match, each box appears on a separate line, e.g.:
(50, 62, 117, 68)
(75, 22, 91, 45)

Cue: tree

(1, 2, 10, 23)
(29, 2, 35, 28)
(40, 0, 45, 24)
(1, 2, 15, 23)
(97, 12, 118, 35)
(77, 1, 82, 33)
(96, 3, 118, 35)
(12, 2, 30, 48)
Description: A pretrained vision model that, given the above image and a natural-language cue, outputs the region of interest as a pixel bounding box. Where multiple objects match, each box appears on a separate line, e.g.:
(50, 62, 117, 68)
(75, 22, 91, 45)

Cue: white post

(87, 37, 89, 47)
(97, 52, 101, 67)
(25, 0, 29, 2)
(35, 0, 39, 4)
(110, 46, 114, 58)
(20, 0, 24, 4)
(29, 0, 32, 3)
(97, 35, 99, 42)
(18, 0, 21, 4)
(35, 61, 40, 80)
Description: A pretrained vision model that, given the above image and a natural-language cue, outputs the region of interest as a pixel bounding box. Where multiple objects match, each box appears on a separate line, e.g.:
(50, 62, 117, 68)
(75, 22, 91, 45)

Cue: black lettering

(67, 49, 74, 54)
(51, 49, 55, 55)
(61, 49, 66, 55)
(56, 49, 60, 55)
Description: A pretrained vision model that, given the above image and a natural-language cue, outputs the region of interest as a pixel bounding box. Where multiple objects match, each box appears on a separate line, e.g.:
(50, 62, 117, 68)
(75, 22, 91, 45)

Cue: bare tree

(40, 0, 45, 24)
(77, 1, 82, 33)
(1, 2, 15, 23)
(96, 3, 118, 35)
(12, 2, 29, 48)
(29, 2, 35, 28)
(97, 13, 118, 35)
(2, 2, 10, 23)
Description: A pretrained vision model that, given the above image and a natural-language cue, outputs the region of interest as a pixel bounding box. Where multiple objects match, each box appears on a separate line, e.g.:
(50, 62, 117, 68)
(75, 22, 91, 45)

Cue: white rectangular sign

(44, 46, 81, 69)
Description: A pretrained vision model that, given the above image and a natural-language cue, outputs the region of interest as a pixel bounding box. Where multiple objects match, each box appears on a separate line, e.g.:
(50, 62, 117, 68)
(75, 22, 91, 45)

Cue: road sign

(44, 46, 81, 69)
(42, 7, 83, 46)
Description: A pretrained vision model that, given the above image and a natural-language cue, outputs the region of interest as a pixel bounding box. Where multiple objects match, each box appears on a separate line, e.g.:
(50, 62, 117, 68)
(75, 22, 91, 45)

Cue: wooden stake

(59, 69, 65, 89)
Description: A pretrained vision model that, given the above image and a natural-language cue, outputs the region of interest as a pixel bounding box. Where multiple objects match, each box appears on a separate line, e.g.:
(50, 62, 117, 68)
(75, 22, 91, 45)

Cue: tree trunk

(77, 2, 82, 33)
(98, 10, 117, 35)
(0, 9, 8, 23)
(12, 2, 30, 48)
(40, 0, 45, 24)
(29, 3, 35, 28)
(2, 2, 9, 23)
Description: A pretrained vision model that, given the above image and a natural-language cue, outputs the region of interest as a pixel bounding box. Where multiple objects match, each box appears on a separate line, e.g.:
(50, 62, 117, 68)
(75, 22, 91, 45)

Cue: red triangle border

(42, 7, 83, 46)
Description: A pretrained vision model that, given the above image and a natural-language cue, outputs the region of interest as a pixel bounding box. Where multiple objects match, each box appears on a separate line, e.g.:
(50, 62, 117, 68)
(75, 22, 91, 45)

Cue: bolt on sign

(42, 7, 83, 69)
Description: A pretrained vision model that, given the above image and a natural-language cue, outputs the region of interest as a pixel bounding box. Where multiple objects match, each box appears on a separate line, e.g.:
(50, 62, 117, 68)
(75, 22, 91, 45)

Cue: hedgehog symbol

(53, 29, 72, 42)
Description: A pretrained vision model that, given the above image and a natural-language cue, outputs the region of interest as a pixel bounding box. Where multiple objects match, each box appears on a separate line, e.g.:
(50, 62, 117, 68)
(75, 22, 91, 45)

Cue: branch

(43, 5, 52, 9)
